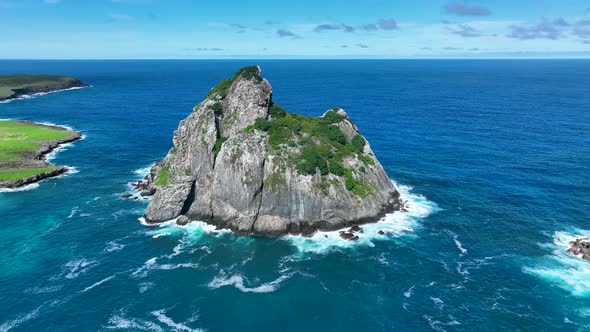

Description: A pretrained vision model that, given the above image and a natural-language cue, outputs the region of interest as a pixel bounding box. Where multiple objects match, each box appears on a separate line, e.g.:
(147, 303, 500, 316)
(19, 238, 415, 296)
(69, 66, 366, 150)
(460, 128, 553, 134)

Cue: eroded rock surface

(143, 66, 400, 236)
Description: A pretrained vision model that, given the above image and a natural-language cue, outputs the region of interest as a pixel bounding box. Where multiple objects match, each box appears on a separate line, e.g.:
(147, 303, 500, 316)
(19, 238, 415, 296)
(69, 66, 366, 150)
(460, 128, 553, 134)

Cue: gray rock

(176, 215, 190, 226)
(144, 66, 401, 236)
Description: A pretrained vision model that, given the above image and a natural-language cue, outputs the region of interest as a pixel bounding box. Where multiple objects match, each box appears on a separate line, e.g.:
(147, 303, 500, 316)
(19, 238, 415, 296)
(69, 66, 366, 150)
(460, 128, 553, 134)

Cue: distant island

(0, 75, 87, 102)
(0, 120, 81, 189)
(138, 66, 401, 237)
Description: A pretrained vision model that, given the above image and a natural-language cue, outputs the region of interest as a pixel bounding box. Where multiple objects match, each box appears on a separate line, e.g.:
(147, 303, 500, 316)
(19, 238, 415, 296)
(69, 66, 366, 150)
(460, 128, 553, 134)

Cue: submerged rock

(568, 238, 590, 261)
(143, 66, 400, 236)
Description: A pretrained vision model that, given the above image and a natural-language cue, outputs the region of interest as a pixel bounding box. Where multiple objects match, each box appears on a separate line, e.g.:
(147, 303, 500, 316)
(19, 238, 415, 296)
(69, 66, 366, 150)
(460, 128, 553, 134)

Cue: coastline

(0, 121, 82, 190)
(0, 85, 89, 104)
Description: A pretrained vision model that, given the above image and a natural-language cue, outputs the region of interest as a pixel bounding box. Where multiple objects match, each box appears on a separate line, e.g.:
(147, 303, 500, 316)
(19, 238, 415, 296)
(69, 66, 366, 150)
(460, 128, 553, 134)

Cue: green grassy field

(0, 120, 74, 183)
(0, 75, 82, 99)
(0, 166, 60, 181)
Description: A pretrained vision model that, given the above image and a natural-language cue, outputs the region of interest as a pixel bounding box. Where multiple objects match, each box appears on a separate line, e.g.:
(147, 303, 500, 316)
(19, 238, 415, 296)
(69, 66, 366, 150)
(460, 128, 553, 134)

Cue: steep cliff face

(144, 66, 400, 236)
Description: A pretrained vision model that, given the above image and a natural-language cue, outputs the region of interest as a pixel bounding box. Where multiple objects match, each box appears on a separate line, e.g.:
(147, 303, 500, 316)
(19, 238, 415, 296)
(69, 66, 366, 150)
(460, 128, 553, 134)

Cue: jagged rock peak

(144, 66, 400, 236)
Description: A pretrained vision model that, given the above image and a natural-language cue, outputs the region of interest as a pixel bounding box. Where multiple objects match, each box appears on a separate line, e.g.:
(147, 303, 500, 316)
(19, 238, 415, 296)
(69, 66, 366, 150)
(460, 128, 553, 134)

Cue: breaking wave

(208, 272, 292, 293)
(141, 180, 438, 256)
(284, 180, 440, 254)
(524, 228, 590, 298)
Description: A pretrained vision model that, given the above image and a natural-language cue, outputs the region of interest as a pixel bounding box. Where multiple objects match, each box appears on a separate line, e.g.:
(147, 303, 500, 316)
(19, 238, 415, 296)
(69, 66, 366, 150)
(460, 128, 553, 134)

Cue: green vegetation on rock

(206, 66, 263, 99)
(0, 75, 85, 101)
(214, 137, 228, 155)
(245, 104, 374, 197)
(210, 102, 223, 117)
(155, 166, 169, 186)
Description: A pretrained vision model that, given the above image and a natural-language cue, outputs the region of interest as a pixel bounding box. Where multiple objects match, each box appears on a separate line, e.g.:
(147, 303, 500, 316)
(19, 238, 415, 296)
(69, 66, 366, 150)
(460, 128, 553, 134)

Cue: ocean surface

(0, 60, 589, 331)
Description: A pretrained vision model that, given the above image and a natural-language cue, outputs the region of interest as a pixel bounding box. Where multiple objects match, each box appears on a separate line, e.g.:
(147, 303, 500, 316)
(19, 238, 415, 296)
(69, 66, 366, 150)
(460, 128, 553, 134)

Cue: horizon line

(1, 57, 590, 61)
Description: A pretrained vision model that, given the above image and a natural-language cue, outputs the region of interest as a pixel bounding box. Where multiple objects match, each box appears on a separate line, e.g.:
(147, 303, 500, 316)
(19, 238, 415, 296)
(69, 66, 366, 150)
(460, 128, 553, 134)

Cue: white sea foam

(80, 275, 115, 293)
(138, 282, 155, 293)
(284, 180, 440, 254)
(145, 218, 231, 241)
(0, 306, 42, 332)
(151, 310, 204, 332)
(131, 255, 199, 278)
(524, 228, 590, 299)
(104, 240, 125, 253)
(63, 258, 97, 279)
(24, 285, 63, 294)
(0, 183, 39, 193)
(208, 273, 291, 293)
(404, 285, 415, 298)
(133, 164, 155, 177)
(67, 206, 79, 219)
(106, 314, 164, 331)
(0, 86, 89, 104)
(445, 230, 467, 256)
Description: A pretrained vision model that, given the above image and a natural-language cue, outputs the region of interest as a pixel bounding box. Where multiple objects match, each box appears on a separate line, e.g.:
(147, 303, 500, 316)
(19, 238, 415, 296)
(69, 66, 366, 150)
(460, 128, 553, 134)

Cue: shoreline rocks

(0, 121, 82, 189)
(568, 238, 590, 261)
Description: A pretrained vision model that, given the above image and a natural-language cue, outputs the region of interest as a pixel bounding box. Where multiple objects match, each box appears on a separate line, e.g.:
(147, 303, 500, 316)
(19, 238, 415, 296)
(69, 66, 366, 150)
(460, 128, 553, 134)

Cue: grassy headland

(0, 75, 87, 101)
(0, 120, 81, 188)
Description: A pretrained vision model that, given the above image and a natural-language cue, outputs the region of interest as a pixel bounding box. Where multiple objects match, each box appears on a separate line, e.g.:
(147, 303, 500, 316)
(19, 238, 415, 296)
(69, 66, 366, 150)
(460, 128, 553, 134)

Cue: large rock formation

(143, 66, 400, 236)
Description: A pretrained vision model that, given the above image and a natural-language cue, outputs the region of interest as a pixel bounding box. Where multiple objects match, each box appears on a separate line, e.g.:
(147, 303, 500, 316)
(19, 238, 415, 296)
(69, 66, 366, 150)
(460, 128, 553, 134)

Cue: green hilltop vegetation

(244, 106, 373, 197)
(200, 66, 376, 198)
(0, 120, 78, 184)
(0, 75, 86, 101)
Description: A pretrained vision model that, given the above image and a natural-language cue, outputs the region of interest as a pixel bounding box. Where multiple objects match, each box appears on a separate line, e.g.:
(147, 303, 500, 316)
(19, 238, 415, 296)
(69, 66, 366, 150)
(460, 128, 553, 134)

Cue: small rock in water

(120, 193, 133, 199)
(350, 225, 364, 233)
(176, 215, 190, 226)
(378, 230, 385, 235)
(339, 231, 359, 241)
(140, 189, 155, 197)
(568, 238, 590, 261)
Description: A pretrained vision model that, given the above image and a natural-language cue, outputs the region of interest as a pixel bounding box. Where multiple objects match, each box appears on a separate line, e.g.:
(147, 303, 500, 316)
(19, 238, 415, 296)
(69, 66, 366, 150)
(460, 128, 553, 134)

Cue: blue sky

(1, 0, 589, 59)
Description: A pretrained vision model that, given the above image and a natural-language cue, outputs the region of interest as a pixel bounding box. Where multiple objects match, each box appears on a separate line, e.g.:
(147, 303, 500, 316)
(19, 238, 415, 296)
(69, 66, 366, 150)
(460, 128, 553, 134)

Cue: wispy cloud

(445, 2, 491, 16)
(314, 23, 348, 32)
(276, 29, 299, 38)
(314, 18, 397, 33)
(507, 19, 565, 40)
(448, 24, 485, 37)
(378, 18, 398, 30)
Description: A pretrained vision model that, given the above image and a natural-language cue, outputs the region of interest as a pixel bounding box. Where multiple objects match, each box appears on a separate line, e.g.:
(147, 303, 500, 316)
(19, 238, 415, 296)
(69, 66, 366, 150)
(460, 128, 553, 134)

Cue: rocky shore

(0, 75, 88, 102)
(0, 121, 82, 189)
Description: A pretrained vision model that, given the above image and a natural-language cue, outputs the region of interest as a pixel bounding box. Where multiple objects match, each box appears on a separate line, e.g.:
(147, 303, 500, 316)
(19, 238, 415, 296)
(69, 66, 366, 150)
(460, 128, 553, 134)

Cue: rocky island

(141, 66, 400, 236)
(0, 120, 81, 189)
(0, 75, 87, 102)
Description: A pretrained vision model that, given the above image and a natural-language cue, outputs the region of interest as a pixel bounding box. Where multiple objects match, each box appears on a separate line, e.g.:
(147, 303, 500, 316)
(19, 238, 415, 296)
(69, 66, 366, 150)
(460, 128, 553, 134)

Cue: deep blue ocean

(0, 60, 589, 331)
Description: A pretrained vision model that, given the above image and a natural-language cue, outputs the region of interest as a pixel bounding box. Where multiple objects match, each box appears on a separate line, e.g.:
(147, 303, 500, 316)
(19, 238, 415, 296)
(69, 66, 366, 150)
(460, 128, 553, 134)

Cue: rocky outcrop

(0, 121, 81, 189)
(568, 238, 590, 261)
(0, 75, 88, 102)
(143, 66, 400, 236)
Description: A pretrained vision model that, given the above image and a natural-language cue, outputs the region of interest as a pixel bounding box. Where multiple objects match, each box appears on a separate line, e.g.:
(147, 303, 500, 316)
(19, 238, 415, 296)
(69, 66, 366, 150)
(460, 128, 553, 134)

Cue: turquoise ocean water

(0, 60, 589, 331)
